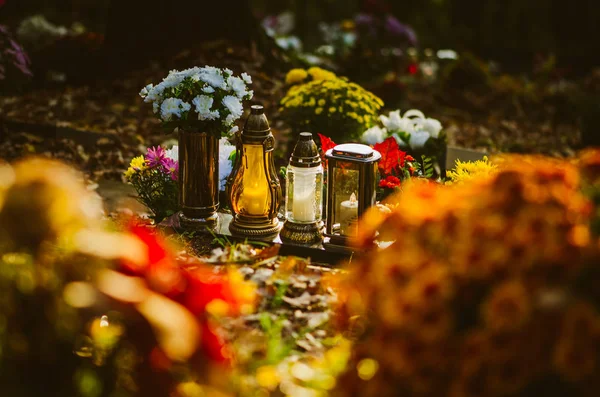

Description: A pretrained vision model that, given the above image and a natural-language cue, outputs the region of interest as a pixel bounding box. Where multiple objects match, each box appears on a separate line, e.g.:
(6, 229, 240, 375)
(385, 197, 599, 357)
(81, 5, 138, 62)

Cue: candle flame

(350, 192, 357, 203)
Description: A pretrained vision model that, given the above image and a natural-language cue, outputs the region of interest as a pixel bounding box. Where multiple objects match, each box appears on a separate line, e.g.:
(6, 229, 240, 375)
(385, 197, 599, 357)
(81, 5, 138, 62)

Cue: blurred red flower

(379, 175, 401, 189)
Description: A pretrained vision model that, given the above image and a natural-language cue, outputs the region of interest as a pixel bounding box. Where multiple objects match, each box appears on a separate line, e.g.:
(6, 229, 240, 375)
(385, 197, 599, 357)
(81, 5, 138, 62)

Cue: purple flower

(355, 13, 375, 26)
(384, 16, 418, 46)
(146, 146, 167, 168)
(162, 158, 179, 181)
(0, 24, 32, 80)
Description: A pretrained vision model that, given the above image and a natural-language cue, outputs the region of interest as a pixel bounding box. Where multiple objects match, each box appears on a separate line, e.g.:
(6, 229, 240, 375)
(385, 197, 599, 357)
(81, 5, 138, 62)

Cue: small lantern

(280, 132, 324, 244)
(228, 105, 282, 239)
(324, 143, 381, 248)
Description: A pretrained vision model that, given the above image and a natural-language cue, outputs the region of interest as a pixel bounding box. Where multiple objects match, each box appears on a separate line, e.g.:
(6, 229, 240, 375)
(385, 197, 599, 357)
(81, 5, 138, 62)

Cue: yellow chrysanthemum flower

(447, 156, 498, 185)
(315, 107, 323, 115)
(307, 66, 336, 81)
(285, 68, 308, 85)
(129, 155, 147, 170)
(124, 167, 136, 180)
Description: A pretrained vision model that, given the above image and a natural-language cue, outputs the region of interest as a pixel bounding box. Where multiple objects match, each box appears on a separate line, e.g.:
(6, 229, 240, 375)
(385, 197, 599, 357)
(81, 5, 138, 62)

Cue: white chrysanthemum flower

(246, 90, 254, 100)
(230, 126, 239, 134)
(153, 102, 159, 114)
(222, 95, 243, 123)
(166, 145, 179, 162)
(202, 86, 215, 94)
(418, 118, 443, 139)
(160, 98, 187, 121)
(409, 131, 430, 149)
(199, 68, 226, 89)
(241, 72, 252, 84)
(218, 138, 236, 191)
(361, 126, 387, 145)
(403, 109, 426, 120)
(224, 68, 233, 75)
(227, 76, 248, 99)
(379, 110, 403, 131)
(192, 95, 219, 120)
(139, 84, 153, 98)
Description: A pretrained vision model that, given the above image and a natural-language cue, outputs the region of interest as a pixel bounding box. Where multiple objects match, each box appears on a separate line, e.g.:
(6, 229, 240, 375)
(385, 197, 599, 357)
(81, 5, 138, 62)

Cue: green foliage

(126, 168, 179, 224)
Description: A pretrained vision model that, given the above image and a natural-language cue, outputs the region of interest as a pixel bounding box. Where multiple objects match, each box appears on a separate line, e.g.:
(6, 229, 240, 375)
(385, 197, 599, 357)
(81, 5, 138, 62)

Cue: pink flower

(162, 158, 179, 181)
(146, 146, 167, 168)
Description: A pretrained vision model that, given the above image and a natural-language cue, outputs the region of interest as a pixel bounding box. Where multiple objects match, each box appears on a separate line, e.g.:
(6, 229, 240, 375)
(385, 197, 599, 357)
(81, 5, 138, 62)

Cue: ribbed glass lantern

(280, 132, 324, 244)
(228, 105, 282, 239)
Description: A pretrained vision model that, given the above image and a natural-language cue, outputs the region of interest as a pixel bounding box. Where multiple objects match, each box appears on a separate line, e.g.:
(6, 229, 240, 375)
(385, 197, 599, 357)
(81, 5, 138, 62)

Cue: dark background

(1, 0, 599, 75)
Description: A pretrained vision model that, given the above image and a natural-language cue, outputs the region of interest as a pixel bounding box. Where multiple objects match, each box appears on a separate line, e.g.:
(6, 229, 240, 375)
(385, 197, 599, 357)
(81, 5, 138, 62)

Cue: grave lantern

(280, 132, 324, 244)
(324, 143, 381, 248)
(228, 105, 282, 239)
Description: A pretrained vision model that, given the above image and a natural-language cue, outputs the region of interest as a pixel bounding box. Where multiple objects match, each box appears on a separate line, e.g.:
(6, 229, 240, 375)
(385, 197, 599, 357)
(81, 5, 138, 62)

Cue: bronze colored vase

(178, 127, 220, 230)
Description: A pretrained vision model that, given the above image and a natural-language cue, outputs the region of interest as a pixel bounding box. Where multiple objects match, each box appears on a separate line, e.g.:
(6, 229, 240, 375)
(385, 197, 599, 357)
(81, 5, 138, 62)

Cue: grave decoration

(324, 143, 381, 250)
(280, 132, 325, 245)
(361, 108, 447, 178)
(139, 66, 253, 231)
(228, 105, 282, 239)
(280, 67, 384, 142)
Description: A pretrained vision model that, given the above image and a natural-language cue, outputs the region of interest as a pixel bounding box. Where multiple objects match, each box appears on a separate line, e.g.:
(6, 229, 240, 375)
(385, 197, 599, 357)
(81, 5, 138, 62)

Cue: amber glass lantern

(324, 143, 381, 248)
(228, 105, 282, 239)
(280, 132, 324, 244)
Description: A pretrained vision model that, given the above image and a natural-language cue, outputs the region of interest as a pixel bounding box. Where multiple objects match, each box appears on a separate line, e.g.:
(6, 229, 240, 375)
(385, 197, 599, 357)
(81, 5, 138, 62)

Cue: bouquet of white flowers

(361, 109, 447, 177)
(139, 66, 253, 134)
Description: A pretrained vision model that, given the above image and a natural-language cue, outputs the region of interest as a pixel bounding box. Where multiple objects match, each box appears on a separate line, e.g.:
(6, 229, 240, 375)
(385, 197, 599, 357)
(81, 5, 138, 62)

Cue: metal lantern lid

(243, 105, 271, 138)
(290, 132, 321, 168)
(326, 143, 381, 163)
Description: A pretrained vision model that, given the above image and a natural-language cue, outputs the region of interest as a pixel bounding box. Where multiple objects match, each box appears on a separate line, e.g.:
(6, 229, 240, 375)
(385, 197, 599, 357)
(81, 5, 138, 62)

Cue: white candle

(293, 187, 316, 222)
(339, 193, 358, 236)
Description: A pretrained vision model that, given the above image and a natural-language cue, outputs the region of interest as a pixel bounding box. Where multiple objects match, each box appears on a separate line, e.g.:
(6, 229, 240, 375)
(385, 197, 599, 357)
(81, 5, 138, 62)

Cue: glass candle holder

(324, 143, 381, 248)
(281, 132, 324, 244)
(228, 105, 282, 239)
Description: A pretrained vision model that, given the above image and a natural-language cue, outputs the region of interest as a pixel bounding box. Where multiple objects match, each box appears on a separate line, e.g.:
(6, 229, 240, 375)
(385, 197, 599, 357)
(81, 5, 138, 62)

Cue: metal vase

(178, 127, 220, 230)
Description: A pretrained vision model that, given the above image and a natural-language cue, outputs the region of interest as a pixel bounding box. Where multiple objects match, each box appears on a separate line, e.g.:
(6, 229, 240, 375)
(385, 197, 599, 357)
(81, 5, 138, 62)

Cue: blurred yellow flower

(256, 365, 280, 391)
(0, 158, 103, 253)
(307, 66, 336, 81)
(285, 68, 308, 85)
(482, 280, 531, 332)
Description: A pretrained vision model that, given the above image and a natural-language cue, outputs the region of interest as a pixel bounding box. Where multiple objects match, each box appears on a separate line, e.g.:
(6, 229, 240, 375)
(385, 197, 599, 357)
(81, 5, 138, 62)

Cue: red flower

(183, 267, 234, 316)
(373, 137, 407, 175)
(406, 155, 415, 162)
(408, 63, 418, 75)
(318, 133, 337, 160)
(379, 175, 401, 189)
(121, 224, 186, 297)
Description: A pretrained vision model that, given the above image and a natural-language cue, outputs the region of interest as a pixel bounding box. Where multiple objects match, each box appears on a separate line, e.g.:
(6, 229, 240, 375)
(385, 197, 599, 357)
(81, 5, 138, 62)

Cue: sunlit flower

(227, 75, 248, 98)
(408, 130, 430, 149)
(192, 95, 219, 121)
(361, 125, 387, 145)
(286, 68, 308, 85)
(160, 97, 190, 121)
(447, 157, 498, 185)
(222, 95, 243, 123)
(146, 146, 167, 168)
